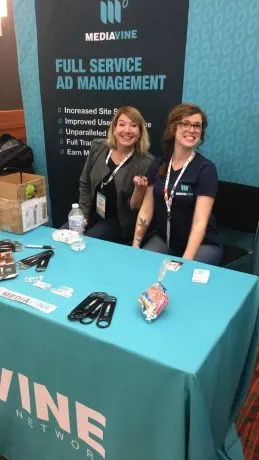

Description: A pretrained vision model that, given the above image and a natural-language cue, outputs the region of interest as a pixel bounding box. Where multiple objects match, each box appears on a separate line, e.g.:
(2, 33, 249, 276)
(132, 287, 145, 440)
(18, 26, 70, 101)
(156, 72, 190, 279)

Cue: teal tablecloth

(0, 226, 258, 460)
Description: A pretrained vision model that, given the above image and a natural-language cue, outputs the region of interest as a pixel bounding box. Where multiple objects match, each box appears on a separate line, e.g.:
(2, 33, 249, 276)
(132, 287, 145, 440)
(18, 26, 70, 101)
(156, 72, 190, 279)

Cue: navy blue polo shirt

(147, 152, 219, 255)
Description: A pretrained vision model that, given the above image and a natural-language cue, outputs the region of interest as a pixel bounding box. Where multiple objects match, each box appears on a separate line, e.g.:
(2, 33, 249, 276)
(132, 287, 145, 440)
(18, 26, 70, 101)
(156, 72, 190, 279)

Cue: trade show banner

(35, 0, 189, 226)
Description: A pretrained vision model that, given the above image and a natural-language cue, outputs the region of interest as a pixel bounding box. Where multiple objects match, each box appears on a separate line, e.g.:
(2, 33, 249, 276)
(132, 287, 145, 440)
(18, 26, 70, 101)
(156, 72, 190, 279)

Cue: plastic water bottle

(68, 203, 86, 251)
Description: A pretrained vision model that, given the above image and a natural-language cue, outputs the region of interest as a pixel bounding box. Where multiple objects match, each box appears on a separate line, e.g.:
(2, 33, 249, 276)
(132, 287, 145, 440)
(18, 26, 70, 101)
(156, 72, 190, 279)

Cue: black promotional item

(0, 241, 16, 252)
(0, 240, 23, 252)
(80, 303, 103, 325)
(68, 292, 117, 328)
(96, 296, 117, 329)
(68, 292, 107, 321)
(36, 254, 52, 272)
(17, 250, 54, 269)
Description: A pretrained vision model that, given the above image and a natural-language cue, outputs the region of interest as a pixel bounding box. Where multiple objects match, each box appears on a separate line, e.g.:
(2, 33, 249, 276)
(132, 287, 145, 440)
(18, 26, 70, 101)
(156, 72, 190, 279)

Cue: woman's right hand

(130, 176, 149, 210)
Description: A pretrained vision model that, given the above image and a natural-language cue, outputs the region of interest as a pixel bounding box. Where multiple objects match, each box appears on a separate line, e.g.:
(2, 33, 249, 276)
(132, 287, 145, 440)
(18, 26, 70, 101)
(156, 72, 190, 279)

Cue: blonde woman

(79, 106, 153, 242)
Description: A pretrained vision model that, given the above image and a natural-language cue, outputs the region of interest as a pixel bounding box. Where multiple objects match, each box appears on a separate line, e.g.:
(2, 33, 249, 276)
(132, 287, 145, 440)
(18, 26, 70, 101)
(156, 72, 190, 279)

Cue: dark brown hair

(159, 103, 208, 175)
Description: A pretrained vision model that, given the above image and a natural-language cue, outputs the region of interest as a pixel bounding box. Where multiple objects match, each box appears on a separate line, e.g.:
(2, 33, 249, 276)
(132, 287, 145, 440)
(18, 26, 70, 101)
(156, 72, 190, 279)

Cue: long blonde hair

(107, 106, 150, 154)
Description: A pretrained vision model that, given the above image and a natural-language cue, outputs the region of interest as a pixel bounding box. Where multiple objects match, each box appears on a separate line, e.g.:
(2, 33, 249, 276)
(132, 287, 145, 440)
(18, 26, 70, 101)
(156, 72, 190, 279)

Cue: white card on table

(192, 269, 210, 284)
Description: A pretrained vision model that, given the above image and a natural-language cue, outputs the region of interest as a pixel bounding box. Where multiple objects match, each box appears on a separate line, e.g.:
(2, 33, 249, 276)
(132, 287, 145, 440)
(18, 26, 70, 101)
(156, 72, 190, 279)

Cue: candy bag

(138, 260, 170, 322)
(138, 281, 168, 322)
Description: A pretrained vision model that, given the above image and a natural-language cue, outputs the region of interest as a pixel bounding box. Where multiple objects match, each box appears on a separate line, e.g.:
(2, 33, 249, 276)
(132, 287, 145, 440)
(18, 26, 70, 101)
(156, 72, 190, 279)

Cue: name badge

(96, 192, 106, 218)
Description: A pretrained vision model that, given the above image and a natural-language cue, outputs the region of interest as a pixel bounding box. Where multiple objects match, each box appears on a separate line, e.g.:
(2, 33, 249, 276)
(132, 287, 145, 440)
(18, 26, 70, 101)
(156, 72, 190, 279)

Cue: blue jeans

(143, 234, 223, 266)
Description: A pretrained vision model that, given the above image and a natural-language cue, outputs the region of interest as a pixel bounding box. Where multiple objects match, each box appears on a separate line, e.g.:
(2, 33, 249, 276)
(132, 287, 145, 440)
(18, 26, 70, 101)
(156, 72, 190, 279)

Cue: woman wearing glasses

(132, 103, 222, 265)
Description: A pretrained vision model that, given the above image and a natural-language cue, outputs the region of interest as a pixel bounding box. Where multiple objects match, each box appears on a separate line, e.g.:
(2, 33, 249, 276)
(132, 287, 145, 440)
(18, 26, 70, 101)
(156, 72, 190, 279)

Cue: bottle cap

(72, 203, 79, 209)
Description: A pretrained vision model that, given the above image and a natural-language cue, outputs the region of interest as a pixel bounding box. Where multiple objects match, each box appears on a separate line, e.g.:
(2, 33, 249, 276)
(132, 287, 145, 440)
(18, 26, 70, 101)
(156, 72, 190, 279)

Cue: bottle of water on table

(68, 203, 86, 251)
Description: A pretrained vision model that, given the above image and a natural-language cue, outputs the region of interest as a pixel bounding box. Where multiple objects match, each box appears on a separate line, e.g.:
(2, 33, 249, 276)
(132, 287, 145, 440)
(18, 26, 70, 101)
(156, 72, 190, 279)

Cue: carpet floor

(236, 348, 259, 460)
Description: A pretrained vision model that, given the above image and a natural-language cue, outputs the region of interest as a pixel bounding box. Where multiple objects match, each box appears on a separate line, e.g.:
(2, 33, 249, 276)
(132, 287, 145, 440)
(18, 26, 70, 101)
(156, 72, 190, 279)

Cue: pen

(25, 245, 55, 249)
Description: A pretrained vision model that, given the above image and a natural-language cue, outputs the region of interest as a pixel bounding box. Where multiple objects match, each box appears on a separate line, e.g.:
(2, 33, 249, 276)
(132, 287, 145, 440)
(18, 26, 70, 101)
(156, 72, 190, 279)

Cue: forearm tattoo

(138, 217, 148, 227)
(134, 217, 148, 246)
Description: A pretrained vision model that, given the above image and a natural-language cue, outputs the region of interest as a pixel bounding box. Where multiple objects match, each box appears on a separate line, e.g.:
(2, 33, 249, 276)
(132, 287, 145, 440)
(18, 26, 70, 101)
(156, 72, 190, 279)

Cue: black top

(147, 152, 219, 255)
(96, 151, 134, 219)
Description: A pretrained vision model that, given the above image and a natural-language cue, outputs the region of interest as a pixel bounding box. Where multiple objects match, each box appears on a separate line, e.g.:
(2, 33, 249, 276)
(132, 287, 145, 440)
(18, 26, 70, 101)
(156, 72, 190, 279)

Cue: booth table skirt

(0, 226, 258, 460)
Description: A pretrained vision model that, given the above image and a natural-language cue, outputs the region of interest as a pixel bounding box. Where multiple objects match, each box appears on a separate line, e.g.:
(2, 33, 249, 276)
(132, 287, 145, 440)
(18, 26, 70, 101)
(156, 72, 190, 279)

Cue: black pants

(85, 215, 122, 242)
(142, 233, 223, 266)
(60, 214, 122, 243)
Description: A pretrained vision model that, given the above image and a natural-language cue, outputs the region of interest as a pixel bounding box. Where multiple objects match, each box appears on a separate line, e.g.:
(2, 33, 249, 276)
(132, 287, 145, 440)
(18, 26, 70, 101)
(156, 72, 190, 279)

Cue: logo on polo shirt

(176, 184, 193, 196)
(181, 184, 189, 192)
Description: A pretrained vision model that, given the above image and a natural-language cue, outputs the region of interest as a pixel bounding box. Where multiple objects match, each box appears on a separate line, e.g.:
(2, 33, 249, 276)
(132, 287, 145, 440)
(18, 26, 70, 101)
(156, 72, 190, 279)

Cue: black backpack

(0, 133, 34, 175)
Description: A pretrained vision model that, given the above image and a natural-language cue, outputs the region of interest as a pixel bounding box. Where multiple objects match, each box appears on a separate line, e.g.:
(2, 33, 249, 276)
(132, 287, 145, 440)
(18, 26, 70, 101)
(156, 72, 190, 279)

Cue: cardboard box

(0, 173, 48, 233)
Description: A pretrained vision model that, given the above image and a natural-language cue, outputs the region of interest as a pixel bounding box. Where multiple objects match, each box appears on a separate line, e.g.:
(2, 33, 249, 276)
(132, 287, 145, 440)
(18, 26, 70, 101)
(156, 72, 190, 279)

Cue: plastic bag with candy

(138, 281, 169, 322)
(138, 260, 170, 322)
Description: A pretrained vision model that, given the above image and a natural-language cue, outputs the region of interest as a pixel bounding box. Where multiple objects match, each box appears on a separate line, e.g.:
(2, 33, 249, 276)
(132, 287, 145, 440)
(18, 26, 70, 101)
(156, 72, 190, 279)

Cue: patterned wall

(183, 0, 259, 186)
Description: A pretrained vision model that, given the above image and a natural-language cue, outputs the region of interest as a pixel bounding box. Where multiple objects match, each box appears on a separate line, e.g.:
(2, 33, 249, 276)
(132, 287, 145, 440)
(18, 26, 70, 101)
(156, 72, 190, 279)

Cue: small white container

(70, 234, 86, 251)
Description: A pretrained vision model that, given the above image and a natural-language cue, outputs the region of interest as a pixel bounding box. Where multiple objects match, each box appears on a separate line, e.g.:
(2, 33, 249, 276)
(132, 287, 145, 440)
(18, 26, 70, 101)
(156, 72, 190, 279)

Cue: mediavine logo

(100, 0, 129, 24)
(85, 0, 136, 42)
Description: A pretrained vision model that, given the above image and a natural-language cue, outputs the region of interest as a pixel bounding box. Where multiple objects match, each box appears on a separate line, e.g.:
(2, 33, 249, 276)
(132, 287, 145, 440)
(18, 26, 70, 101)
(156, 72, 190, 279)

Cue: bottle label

(68, 216, 84, 234)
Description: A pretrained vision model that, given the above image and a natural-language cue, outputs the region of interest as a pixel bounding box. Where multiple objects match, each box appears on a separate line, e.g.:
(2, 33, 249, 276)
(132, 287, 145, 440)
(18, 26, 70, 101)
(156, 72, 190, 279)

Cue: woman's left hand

(133, 175, 148, 190)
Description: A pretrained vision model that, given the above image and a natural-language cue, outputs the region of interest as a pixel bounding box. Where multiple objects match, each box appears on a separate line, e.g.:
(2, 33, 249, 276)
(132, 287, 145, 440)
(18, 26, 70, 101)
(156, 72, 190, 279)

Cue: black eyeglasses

(177, 121, 203, 132)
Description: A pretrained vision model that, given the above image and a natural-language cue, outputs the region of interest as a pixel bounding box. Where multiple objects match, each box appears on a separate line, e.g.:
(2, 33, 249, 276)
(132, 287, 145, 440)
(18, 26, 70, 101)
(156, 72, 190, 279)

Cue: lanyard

(101, 150, 133, 188)
(164, 153, 194, 247)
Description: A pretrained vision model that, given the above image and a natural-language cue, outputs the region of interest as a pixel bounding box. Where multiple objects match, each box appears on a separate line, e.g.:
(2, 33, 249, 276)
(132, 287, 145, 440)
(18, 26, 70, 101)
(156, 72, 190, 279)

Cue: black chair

(213, 181, 259, 273)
